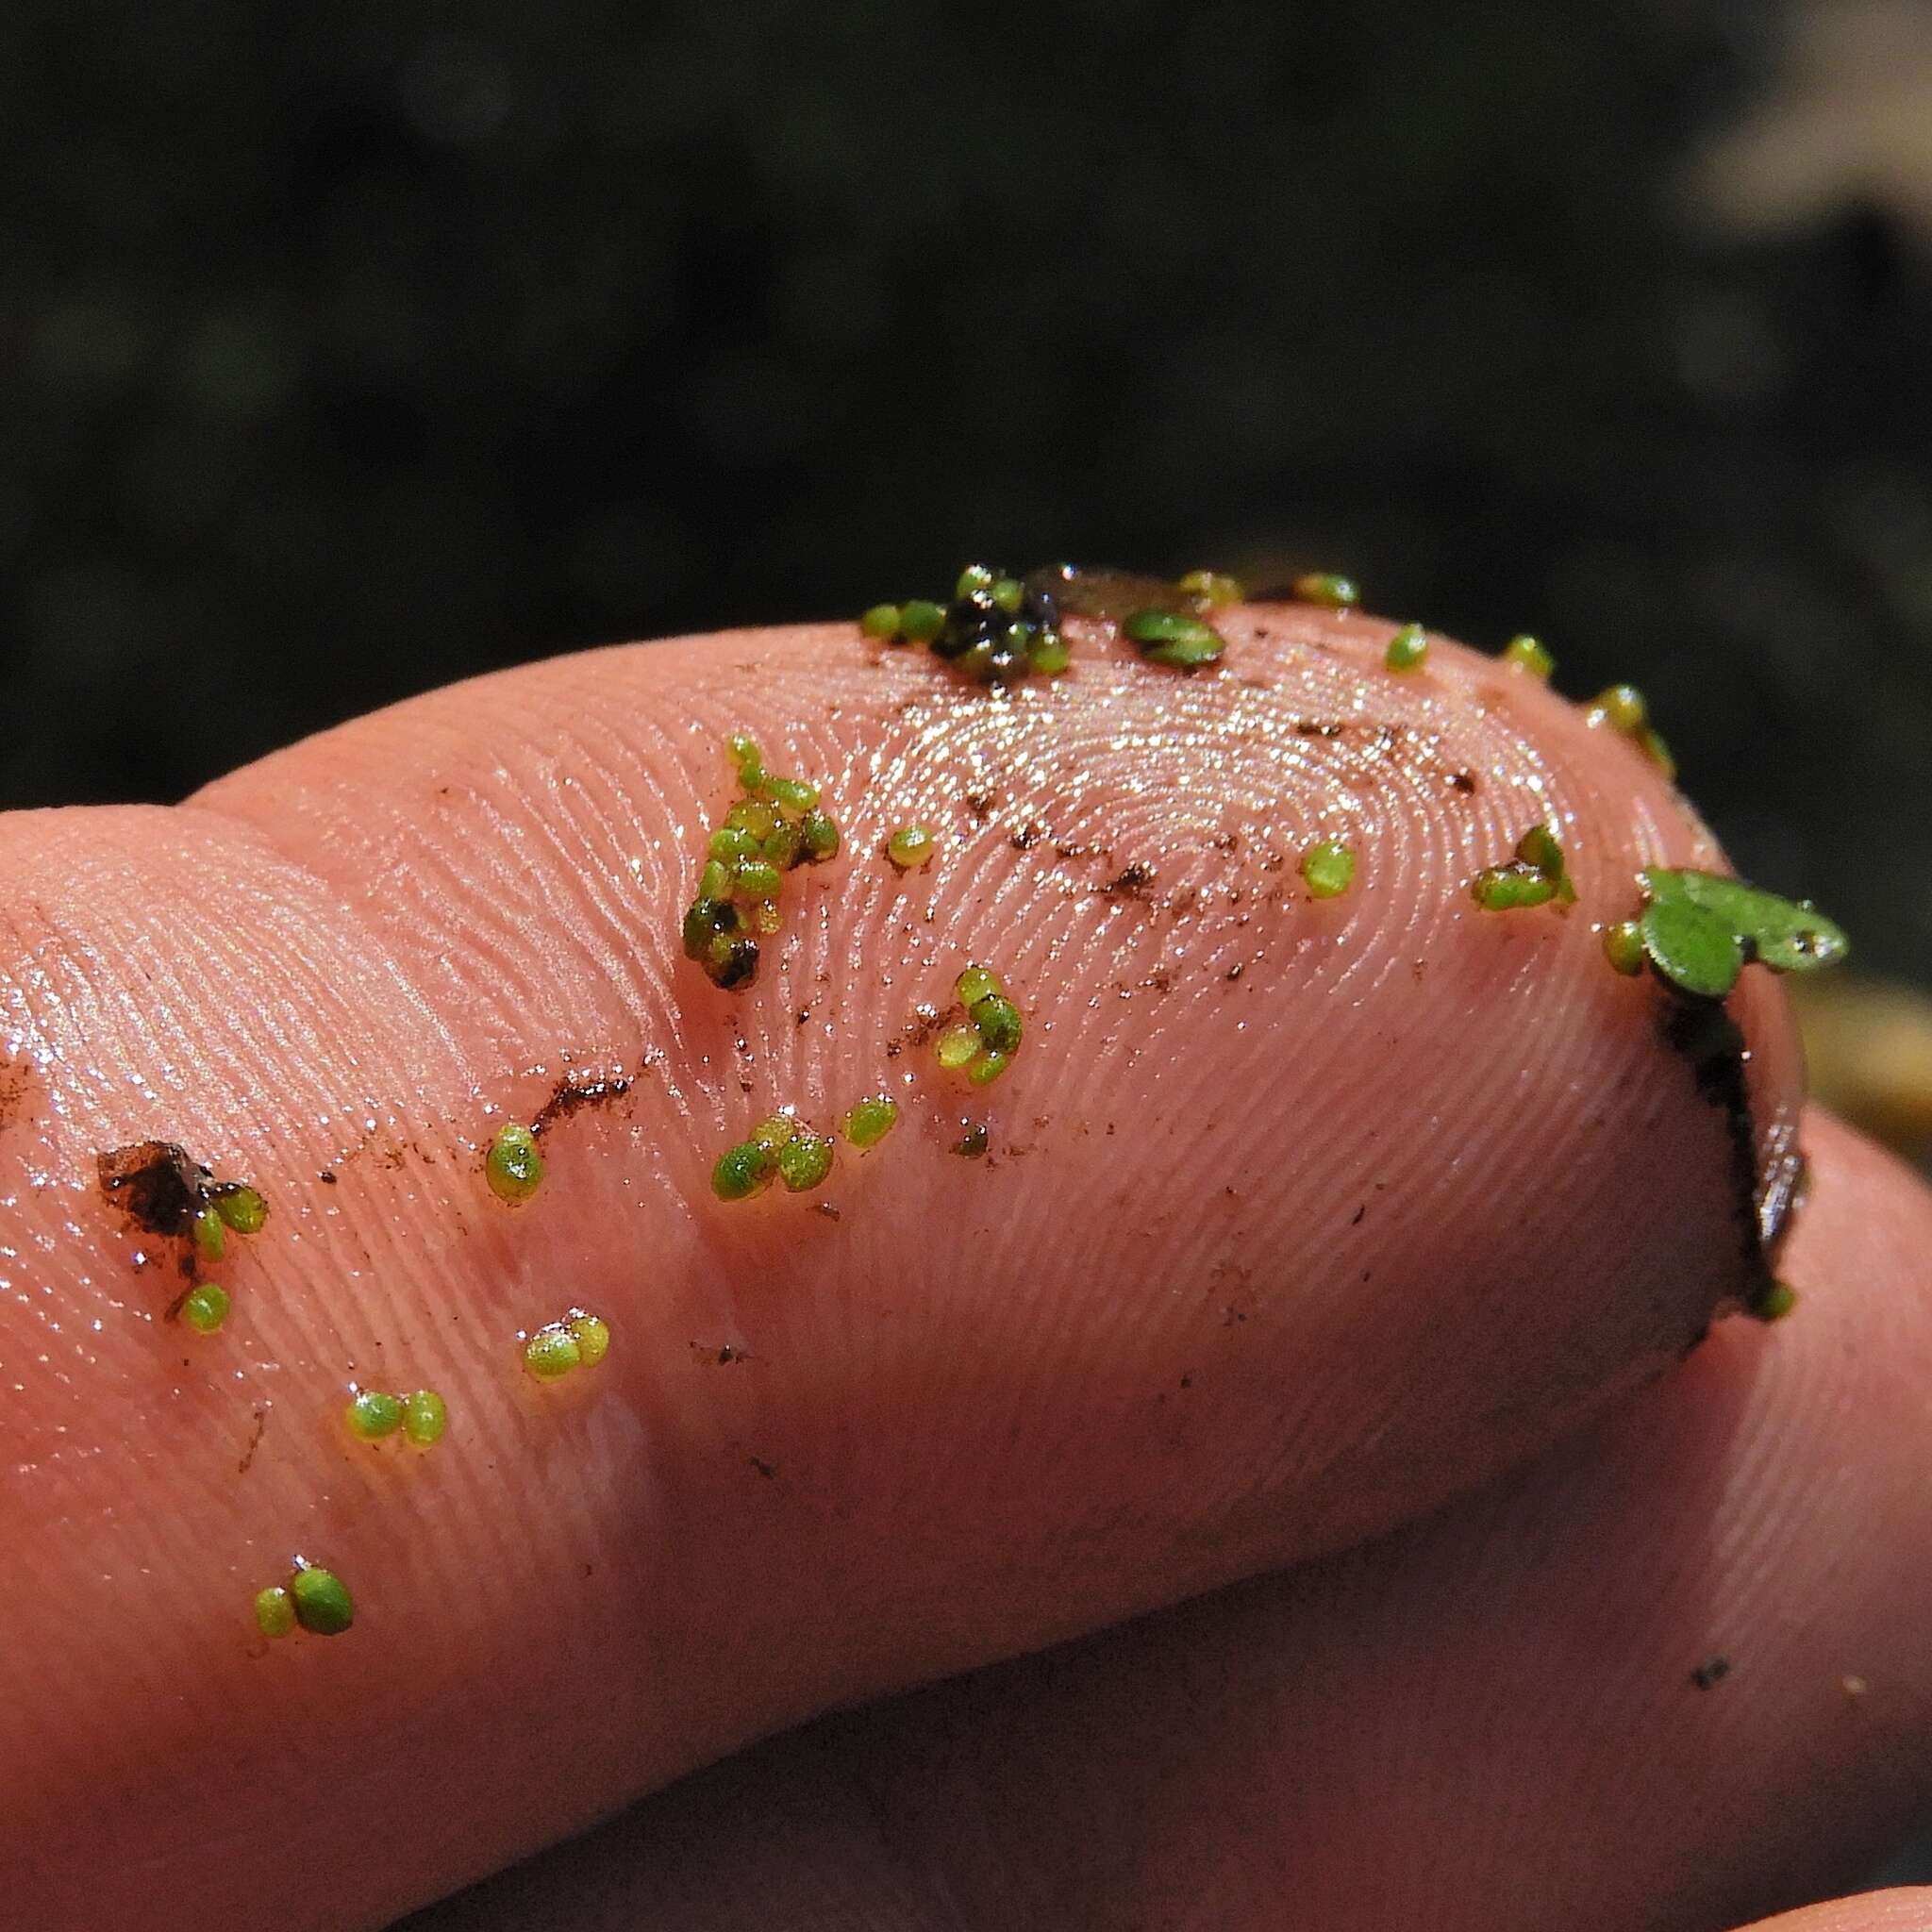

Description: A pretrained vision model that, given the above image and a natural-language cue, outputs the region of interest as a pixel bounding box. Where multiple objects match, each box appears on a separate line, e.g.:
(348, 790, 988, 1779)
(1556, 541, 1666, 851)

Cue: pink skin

(407, 1113, 1932, 1932)
(0, 605, 1802, 1927)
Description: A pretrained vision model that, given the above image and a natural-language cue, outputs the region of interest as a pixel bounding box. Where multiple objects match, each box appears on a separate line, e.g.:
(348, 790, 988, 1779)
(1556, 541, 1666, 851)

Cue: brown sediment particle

(1690, 1657, 1732, 1690)
(1448, 771, 1478, 794)
(530, 1072, 634, 1138)
(964, 789, 996, 821)
(690, 1341, 749, 1366)
(96, 1141, 206, 1239)
(1010, 822, 1043, 851)
(748, 1456, 777, 1479)
(901, 1003, 946, 1049)
(1102, 862, 1157, 898)
(318, 1169, 338, 1185)
(0, 1058, 33, 1134)
(238, 1407, 268, 1474)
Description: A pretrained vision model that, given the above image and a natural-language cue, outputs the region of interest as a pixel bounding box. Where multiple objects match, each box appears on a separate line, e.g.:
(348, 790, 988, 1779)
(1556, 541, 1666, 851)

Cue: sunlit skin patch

(0, 591, 1841, 1929)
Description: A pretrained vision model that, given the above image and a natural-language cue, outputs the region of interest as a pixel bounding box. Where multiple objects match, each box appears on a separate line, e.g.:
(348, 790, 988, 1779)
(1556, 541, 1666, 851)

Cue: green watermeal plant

(1631, 869, 1849, 1001)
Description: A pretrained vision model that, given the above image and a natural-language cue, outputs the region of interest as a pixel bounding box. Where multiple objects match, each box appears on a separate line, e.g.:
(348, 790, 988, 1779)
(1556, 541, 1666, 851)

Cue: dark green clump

(681, 737, 842, 990)
(930, 564, 1069, 683)
(861, 564, 1068, 683)
(862, 561, 1244, 683)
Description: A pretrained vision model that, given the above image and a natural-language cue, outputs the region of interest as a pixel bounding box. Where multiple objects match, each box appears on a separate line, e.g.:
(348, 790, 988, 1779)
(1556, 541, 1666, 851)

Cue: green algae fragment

(344, 1390, 403, 1441)
(970, 993, 1023, 1056)
(841, 1095, 899, 1148)
(290, 1564, 355, 1637)
(523, 1325, 583, 1380)
(210, 1183, 268, 1235)
(180, 1283, 229, 1334)
(1300, 839, 1356, 900)
(1384, 624, 1429, 673)
(712, 1141, 772, 1201)
(401, 1390, 448, 1445)
(1291, 573, 1358, 608)
(1472, 865, 1557, 911)
(776, 1132, 835, 1192)
(1502, 635, 1555, 678)
(887, 825, 935, 869)
(1122, 608, 1224, 668)
(255, 1585, 295, 1640)
(192, 1208, 225, 1265)
(1177, 570, 1243, 605)
(486, 1123, 543, 1206)
(900, 599, 945, 643)
(1602, 920, 1645, 976)
(567, 1311, 610, 1366)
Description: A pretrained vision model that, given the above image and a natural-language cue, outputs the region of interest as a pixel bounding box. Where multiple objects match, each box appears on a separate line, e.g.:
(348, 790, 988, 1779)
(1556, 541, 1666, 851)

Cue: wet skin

(0, 602, 1888, 1929)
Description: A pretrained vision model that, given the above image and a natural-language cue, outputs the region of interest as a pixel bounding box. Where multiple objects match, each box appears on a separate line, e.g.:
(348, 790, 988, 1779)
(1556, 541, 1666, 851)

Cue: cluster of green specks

(256, 1559, 354, 1641)
(936, 964, 1023, 1086)
(712, 1108, 836, 1200)
(1471, 824, 1576, 911)
(485, 1122, 544, 1205)
(522, 1308, 611, 1382)
(682, 736, 841, 990)
(864, 565, 1070, 683)
(1300, 838, 1357, 899)
(1586, 684, 1676, 780)
(191, 1181, 268, 1268)
(180, 1283, 230, 1334)
(1121, 608, 1225, 669)
(1114, 568, 1243, 670)
(1620, 868, 1850, 1001)
(886, 824, 935, 870)
(711, 1095, 902, 1201)
(344, 1386, 449, 1446)
(1501, 635, 1555, 679)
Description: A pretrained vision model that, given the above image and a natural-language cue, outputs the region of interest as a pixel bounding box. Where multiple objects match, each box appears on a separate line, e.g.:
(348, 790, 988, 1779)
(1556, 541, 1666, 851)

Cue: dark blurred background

(3, 0, 1929, 1007)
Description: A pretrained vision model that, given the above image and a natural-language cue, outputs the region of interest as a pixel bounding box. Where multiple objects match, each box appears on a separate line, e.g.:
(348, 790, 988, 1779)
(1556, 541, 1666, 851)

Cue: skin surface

(0, 605, 1807, 1926)
(408, 1110, 1932, 1932)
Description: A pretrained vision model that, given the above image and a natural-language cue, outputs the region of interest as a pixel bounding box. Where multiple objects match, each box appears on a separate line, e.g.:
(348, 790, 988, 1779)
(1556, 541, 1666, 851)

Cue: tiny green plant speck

(180, 1283, 229, 1335)
(1501, 635, 1555, 678)
(1291, 572, 1359, 608)
(1586, 684, 1676, 779)
(486, 1123, 544, 1205)
(1300, 839, 1356, 899)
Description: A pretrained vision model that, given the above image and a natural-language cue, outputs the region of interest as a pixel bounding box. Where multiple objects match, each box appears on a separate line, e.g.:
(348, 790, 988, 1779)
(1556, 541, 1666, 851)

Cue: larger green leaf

(1639, 893, 1745, 999)
(1641, 868, 1850, 976)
